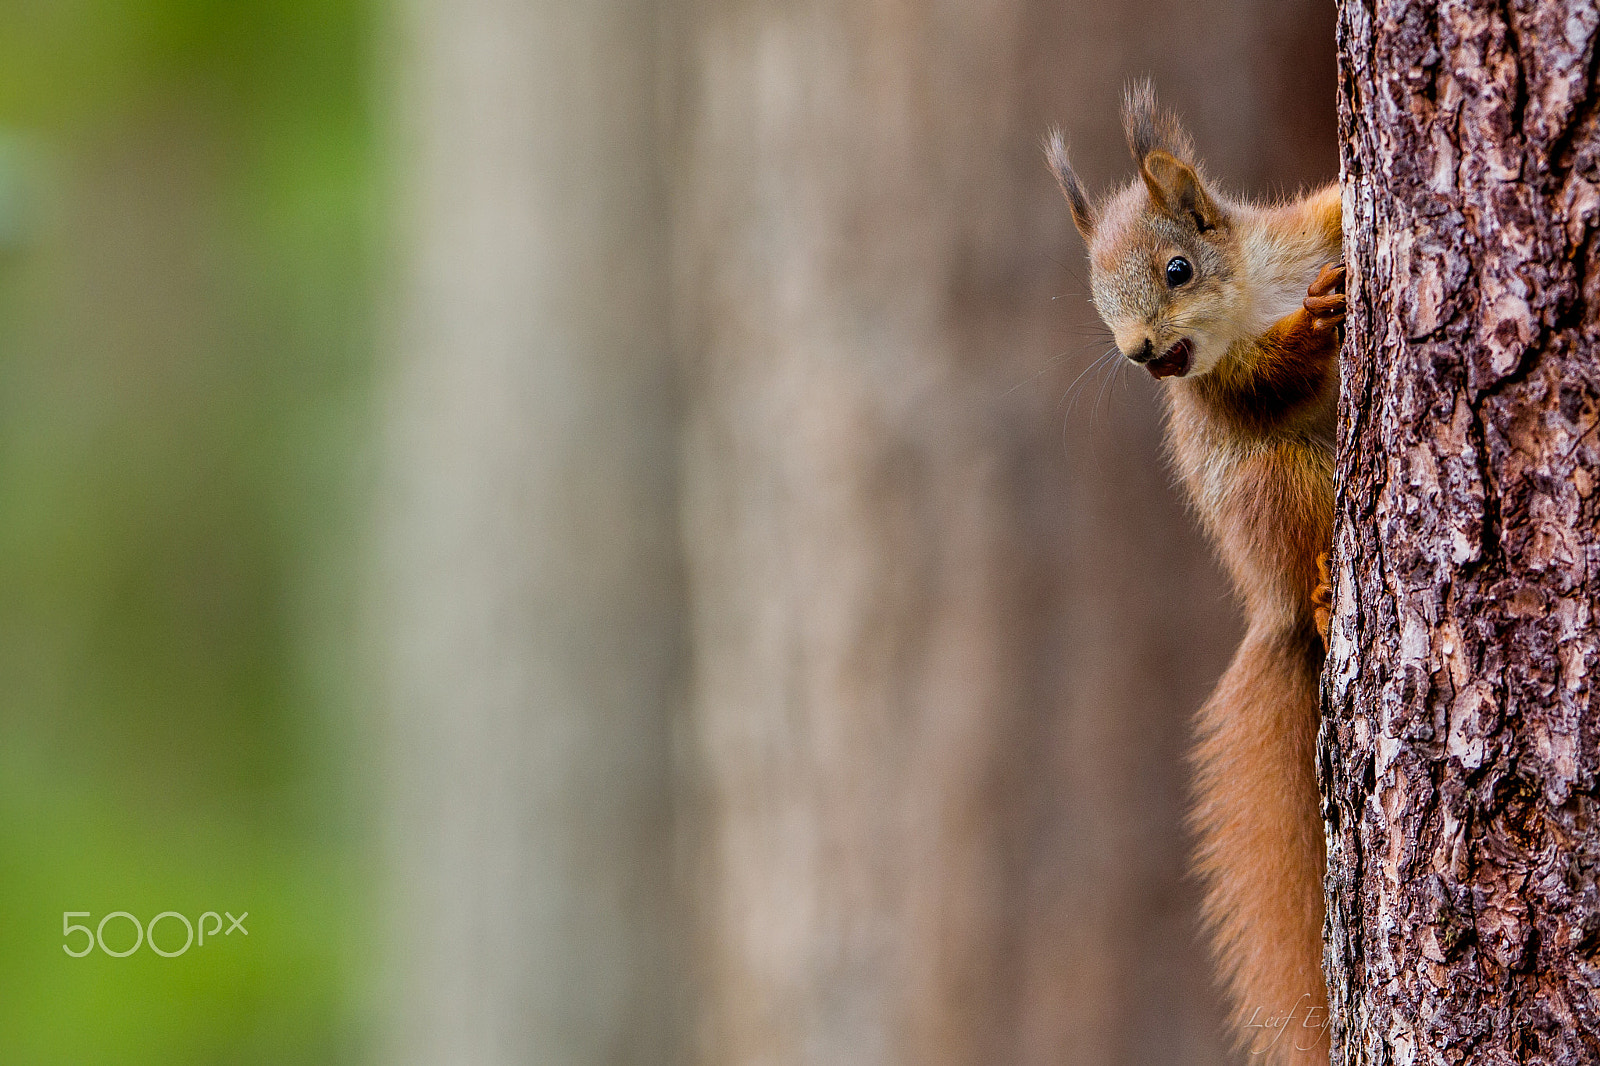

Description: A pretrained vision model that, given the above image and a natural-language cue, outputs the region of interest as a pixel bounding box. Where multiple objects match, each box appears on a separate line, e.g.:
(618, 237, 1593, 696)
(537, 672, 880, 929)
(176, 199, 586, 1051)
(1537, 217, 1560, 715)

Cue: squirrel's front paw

(1312, 552, 1333, 650)
(1305, 262, 1346, 333)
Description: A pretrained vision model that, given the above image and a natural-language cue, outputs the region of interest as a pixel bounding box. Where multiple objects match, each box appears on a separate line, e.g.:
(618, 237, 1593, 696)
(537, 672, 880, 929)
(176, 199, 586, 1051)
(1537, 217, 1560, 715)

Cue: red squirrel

(1047, 82, 1342, 1065)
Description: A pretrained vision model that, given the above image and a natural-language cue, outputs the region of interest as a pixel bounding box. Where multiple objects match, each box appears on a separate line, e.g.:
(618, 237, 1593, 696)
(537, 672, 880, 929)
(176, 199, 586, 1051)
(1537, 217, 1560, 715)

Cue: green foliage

(0, 0, 378, 1061)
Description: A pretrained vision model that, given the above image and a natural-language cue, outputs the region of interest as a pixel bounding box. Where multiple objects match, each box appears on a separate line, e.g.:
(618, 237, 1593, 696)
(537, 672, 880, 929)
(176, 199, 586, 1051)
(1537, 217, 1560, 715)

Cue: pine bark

(1326, 3, 1600, 1063)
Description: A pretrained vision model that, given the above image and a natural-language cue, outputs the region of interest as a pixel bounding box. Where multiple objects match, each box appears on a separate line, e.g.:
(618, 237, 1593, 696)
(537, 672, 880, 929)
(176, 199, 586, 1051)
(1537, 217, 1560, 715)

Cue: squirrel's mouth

(1146, 337, 1193, 379)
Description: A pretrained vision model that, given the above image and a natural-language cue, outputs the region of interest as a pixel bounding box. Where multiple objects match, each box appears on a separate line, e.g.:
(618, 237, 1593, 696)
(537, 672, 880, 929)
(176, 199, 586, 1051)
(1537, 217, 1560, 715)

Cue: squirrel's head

(1047, 82, 1246, 381)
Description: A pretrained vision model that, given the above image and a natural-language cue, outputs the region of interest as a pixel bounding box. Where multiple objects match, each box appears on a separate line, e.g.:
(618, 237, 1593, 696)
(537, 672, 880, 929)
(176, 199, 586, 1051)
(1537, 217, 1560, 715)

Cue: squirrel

(1046, 82, 1343, 1066)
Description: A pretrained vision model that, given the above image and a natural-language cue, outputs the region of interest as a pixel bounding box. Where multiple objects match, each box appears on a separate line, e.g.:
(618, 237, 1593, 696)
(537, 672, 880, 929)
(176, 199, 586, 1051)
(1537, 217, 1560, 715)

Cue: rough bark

(671, 2, 1335, 1063)
(1326, 3, 1600, 1063)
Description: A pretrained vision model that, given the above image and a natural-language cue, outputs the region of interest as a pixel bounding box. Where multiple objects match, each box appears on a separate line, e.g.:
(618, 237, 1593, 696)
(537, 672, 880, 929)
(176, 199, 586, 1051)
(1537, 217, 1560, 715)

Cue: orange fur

(1049, 85, 1342, 1065)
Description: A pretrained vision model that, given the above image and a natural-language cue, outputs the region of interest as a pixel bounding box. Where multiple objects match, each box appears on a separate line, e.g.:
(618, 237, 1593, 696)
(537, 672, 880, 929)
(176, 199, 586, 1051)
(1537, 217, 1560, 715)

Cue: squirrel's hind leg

(1312, 552, 1332, 650)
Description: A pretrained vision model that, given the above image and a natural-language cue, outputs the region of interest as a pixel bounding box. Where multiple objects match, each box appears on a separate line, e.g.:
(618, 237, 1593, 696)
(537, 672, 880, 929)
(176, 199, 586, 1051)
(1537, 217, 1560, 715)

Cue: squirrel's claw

(1308, 261, 1345, 298)
(1312, 551, 1333, 650)
(1305, 262, 1346, 333)
(1305, 292, 1346, 328)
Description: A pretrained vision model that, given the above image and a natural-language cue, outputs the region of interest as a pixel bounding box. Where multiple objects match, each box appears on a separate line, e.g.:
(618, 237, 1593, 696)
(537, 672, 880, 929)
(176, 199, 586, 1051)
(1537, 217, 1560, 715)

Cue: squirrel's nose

(1126, 339, 1155, 364)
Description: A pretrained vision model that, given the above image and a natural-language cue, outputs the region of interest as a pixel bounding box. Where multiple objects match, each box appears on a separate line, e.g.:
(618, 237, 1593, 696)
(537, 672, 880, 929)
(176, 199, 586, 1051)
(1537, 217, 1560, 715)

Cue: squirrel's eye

(1165, 256, 1194, 288)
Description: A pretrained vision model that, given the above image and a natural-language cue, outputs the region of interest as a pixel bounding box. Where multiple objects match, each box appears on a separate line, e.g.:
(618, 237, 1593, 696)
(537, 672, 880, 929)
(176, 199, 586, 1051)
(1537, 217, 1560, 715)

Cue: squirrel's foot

(1313, 552, 1333, 650)
(1305, 262, 1346, 333)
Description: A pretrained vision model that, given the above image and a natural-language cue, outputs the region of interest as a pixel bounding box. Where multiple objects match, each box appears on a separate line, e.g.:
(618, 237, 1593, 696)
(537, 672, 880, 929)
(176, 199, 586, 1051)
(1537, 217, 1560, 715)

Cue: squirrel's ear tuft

(1140, 149, 1222, 234)
(1045, 129, 1096, 242)
(1122, 78, 1195, 169)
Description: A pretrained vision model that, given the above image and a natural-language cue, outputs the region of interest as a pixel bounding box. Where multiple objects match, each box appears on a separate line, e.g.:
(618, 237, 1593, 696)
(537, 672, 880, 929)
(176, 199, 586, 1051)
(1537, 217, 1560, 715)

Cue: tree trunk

(672, 1, 1335, 1063)
(383, 0, 683, 1062)
(1326, 3, 1600, 1063)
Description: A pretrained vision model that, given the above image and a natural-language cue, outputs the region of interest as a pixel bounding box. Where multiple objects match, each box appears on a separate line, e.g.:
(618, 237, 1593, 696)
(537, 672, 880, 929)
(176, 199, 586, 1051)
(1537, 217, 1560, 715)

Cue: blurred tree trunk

(384, 0, 682, 1063)
(671, 2, 1336, 1063)
(1324, 3, 1600, 1063)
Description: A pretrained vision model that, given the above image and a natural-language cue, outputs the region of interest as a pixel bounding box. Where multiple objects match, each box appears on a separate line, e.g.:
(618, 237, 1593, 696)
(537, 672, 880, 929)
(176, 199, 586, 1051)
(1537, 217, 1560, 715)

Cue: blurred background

(0, 1, 1334, 1063)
